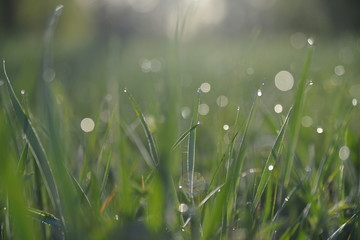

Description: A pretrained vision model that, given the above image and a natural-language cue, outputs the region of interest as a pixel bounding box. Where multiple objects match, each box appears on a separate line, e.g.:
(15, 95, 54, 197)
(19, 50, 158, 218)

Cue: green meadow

(1, 3, 360, 239)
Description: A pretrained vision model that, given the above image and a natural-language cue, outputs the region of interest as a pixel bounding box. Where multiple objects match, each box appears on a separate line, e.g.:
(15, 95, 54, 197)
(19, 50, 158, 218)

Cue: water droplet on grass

(339, 146, 350, 161)
(316, 127, 324, 134)
(284, 197, 289, 202)
(352, 98, 357, 106)
(123, 88, 128, 93)
(20, 89, 25, 95)
(81, 118, 95, 133)
(274, 104, 283, 114)
(114, 214, 119, 221)
(178, 203, 189, 213)
(268, 165, 274, 171)
(223, 124, 229, 131)
(200, 82, 211, 93)
(257, 89, 262, 96)
(307, 38, 314, 46)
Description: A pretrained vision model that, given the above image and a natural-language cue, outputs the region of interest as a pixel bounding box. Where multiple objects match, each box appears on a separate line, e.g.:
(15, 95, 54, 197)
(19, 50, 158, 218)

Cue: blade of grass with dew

(187, 89, 200, 201)
(202, 93, 259, 239)
(28, 208, 62, 229)
(171, 122, 200, 151)
(253, 106, 293, 210)
(3, 61, 62, 220)
(125, 89, 159, 168)
(283, 45, 314, 187)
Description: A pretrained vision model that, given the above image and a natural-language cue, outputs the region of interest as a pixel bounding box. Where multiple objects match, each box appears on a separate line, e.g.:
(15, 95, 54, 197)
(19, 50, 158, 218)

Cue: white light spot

(274, 104, 283, 114)
(181, 107, 191, 119)
(200, 82, 211, 93)
(307, 38, 315, 46)
(334, 65, 345, 76)
(275, 71, 294, 91)
(268, 165, 274, 171)
(352, 98, 358, 106)
(257, 89, 262, 96)
(178, 203, 189, 213)
(284, 197, 289, 202)
(339, 146, 350, 161)
(223, 124, 229, 131)
(316, 127, 324, 134)
(198, 103, 209, 115)
(290, 32, 307, 49)
(309, 80, 314, 86)
(178, 185, 183, 189)
(301, 116, 313, 127)
(216, 95, 228, 107)
(80, 118, 95, 133)
(114, 214, 119, 221)
(20, 89, 25, 95)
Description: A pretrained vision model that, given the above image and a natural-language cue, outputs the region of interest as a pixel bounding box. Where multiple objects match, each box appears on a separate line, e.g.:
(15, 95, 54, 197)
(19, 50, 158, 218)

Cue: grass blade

(3, 61, 62, 219)
(172, 121, 200, 151)
(253, 106, 293, 210)
(283, 45, 314, 186)
(28, 208, 62, 229)
(125, 89, 159, 168)
(187, 89, 200, 200)
(327, 210, 360, 240)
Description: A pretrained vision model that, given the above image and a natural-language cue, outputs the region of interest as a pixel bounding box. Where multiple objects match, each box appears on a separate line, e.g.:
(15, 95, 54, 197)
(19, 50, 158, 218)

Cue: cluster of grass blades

(1, 4, 360, 240)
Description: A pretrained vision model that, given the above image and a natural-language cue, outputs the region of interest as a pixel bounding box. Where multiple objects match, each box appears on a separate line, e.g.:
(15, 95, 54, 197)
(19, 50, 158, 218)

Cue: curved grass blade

(171, 121, 200, 151)
(125, 89, 159, 168)
(187, 89, 200, 200)
(28, 208, 62, 229)
(3, 61, 62, 219)
(327, 210, 360, 240)
(253, 106, 293, 210)
(17, 143, 29, 175)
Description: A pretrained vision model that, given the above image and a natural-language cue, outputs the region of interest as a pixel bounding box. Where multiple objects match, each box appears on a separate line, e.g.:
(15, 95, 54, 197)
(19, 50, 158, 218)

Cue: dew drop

(316, 127, 324, 134)
(339, 146, 350, 161)
(123, 88, 128, 93)
(20, 89, 25, 95)
(114, 214, 119, 221)
(223, 124, 229, 131)
(178, 203, 189, 213)
(80, 118, 95, 133)
(307, 38, 314, 46)
(179, 185, 183, 189)
(197, 88, 201, 93)
(274, 104, 283, 114)
(309, 80, 314, 86)
(352, 98, 358, 106)
(200, 82, 211, 93)
(257, 89, 262, 97)
(217, 189, 221, 192)
(181, 228, 185, 232)
(237, 106, 240, 111)
(268, 165, 274, 171)
(284, 197, 289, 202)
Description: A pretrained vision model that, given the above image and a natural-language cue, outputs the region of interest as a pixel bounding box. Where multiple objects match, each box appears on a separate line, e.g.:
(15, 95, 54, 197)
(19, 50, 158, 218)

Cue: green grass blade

(28, 208, 62, 229)
(3, 61, 62, 218)
(125, 89, 159, 168)
(187, 89, 200, 200)
(101, 152, 112, 195)
(171, 121, 200, 151)
(253, 106, 293, 210)
(17, 143, 29, 175)
(284, 45, 314, 186)
(327, 210, 360, 240)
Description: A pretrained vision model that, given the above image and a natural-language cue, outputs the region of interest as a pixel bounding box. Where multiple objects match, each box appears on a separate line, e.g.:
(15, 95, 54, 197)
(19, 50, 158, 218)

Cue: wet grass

(1, 6, 360, 240)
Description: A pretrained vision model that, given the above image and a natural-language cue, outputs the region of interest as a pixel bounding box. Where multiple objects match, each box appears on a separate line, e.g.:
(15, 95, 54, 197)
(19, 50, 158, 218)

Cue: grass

(1, 4, 360, 240)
